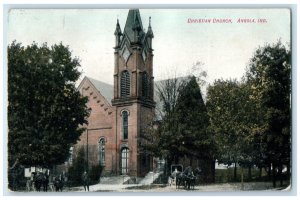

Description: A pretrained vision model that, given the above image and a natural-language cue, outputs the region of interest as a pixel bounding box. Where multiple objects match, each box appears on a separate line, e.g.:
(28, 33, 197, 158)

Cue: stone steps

(139, 172, 162, 185)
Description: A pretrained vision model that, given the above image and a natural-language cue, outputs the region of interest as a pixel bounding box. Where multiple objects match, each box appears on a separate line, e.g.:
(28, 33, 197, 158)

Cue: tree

(175, 76, 214, 161)
(207, 79, 241, 180)
(246, 41, 291, 187)
(207, 41, 291, 187)
(152, 76, 185, 173)
(8, 41, 90, 169)
(175, 76, 216, 182)
(206, 79, 262, 182)
(147, 75, 215, 182)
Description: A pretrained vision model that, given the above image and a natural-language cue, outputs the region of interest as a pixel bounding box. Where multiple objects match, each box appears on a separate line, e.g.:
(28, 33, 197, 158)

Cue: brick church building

(74, 9, 156, 177)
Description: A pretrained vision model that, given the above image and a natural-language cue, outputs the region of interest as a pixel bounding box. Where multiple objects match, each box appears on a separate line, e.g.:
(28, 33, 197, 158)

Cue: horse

(183, 166, 195, 190)
(185, 166, 202, 189)
(34, 172, 47, 192)
(175, 171, 187, 189)
(42, 174, 49, 192)
(175, 166, 200, 190)
(54, 175, 64, 192)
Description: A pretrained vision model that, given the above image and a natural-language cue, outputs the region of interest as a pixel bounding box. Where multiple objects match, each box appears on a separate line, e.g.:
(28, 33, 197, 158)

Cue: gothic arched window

(121, 147, 129, 174)
(99, 138, 105, 166)
(142, 72, 149, 97)
(121, 70, 130, 97)
(122, 110, 129, 140)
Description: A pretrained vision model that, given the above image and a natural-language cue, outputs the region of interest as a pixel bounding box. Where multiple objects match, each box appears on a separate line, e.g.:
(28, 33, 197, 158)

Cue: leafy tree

(206, 79, 262, 181)
(246, 41, 291, 187)
(8, 41, 90, 169)
(207, 41, 291, 187)
(207, 79, 241, 180)
(175, 76, 216, 182)
(175, 76, 214, 161)
(152, 77, 185, 173)
(148, 75, 215, 182)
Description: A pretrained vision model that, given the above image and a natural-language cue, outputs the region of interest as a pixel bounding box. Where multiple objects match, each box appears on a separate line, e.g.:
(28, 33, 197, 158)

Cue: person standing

(81, 171, 89, 192)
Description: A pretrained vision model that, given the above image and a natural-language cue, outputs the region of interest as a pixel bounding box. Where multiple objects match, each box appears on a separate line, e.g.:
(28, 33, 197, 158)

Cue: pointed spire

(123, 9, 144, 43)
(146, 16, 154, 38)
(133, 14, 142, 31)
(114, 18, 122, 36)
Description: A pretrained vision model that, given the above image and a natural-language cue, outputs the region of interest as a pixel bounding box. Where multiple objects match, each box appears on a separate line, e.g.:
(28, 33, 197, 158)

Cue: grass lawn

(215, 167, 281, 183)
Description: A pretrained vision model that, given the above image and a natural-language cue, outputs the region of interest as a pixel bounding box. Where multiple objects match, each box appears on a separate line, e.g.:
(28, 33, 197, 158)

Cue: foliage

(149, 75, 214, 169)
(175, 76, 214, 160)
(8, 163, 26, 191)
(206, 80, 261, 167)
(68, 147, 86, 186)
(207, 41, 291, 185)
(246, 41, 291, 176)
(144, 76, 185, 161)
(8, 41, 90, 168)
(89, 164, 103, 184)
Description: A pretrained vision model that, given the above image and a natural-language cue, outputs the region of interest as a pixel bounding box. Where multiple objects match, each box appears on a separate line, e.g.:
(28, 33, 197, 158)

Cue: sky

(8, 9, 291, 87)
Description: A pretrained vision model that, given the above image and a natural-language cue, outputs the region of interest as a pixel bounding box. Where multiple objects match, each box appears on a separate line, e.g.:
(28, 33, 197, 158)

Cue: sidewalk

(69, 182, 290, 192)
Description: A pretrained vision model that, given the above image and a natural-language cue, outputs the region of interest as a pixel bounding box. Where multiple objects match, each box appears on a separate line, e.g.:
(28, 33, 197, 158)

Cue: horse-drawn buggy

(169, 165, 202, 190)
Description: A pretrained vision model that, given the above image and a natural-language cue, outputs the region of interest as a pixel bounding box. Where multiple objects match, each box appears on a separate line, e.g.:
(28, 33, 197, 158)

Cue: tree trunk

(234, 162, 237, 181)
(268, 163, 272, 181)
(248, 165, 252, 181)
(279, 164, 283, 187)
(272, 164, 277, 188)
(259, 166, 262, 180)
(241, 167, 244, 190)
(164, 158, 170, 176)
(211, 160, 216, 183)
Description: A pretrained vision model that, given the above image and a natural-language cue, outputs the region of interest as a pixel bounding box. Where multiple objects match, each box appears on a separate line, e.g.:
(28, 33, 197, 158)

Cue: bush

(89, 164, 104, 185)
(68, 147, 104, 186)
(68, 147, 85, 187)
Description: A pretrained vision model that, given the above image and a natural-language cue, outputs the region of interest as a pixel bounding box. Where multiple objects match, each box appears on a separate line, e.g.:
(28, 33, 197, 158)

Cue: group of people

(26, 172, 65, 192)
(25, 170, 89, 192)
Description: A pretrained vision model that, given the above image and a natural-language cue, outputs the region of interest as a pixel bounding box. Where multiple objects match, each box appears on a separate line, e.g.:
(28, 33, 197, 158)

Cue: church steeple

(146, 17, 154, 49)
(111, 9, 155, 177)
(123, 9, 144, 44)
(146, 17, 154, 38)
(114, 19, 122, 48)
(112, 9, 154, 103)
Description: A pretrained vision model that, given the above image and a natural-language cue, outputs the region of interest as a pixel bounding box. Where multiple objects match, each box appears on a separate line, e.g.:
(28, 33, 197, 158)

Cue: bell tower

(111, 9, 155, 177)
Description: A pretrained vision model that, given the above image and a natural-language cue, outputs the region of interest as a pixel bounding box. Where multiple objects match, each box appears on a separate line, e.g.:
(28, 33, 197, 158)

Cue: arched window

(122, 111, 129, 140)
(142, 72, 149, 97)
(99, 138, 105, 166)
(121, 147, 129, 174)
(121, 70, 130, 97)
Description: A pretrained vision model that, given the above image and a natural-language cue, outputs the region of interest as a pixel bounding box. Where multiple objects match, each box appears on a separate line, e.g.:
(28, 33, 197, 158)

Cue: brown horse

(54, 175, 64, 192)
(175, 166, 201, 190)
(34, 172, 48, 192)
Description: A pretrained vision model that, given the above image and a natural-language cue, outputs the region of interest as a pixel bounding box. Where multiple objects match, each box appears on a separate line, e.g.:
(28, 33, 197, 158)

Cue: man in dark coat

(81, 171, 89, 192)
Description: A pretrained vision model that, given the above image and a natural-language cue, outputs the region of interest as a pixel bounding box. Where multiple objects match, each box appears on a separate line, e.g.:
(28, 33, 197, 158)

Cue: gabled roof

(87, 77, 114, 104)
